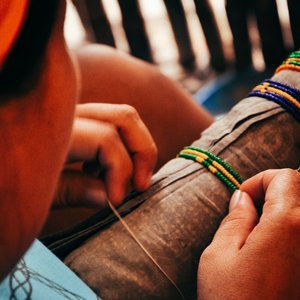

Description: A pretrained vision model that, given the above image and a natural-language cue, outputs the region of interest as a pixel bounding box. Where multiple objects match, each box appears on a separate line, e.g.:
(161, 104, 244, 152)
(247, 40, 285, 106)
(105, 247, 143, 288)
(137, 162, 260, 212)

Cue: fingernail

(229, 190, 243, 211)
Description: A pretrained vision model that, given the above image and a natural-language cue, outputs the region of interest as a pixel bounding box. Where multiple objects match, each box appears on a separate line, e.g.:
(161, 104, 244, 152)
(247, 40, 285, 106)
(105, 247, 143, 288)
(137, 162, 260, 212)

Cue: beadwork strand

(180, 149, 242, 188)
(288, 50, 300, 57)
(287, 57, 300, 61)
(285, 60, 300, 66)
(184, 146, 244, 183)
(276, 65, 300, 73)
(276, 50, 300, 73)
(254, 83, 300, 108)
(178, 149, 243, 190)
(179, 153, 238, 190)
(264, 79, 300, 101)
(249, 79, 300, 121)
(250, 90, 299, 116)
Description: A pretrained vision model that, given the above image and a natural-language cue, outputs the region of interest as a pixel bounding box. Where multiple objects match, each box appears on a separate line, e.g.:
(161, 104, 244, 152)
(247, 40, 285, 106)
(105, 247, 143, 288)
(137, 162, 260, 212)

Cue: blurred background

(63, 0, 298, 115)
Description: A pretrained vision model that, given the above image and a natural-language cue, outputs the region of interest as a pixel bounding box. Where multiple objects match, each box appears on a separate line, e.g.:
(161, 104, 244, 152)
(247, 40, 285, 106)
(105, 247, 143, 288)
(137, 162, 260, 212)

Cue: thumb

(211, 190, 259, 253)
(53, 170, 108, 209)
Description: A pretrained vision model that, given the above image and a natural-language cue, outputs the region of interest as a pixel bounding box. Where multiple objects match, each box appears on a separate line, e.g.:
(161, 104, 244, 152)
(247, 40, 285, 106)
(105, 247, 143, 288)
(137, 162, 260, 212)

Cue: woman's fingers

(241, 168, 300, 212)
(207, 191, 258, 255)
(54, 169, 108, 209)
(65, 103, 157, 207)
(75, 103, 157, 191)
(68, 118, 134, 205)
(199, 169, 300, 300)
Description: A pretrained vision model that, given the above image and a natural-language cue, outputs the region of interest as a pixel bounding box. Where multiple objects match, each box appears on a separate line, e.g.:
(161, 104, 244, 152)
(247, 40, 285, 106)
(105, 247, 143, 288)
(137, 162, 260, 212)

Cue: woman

(0, 0, 212, 281)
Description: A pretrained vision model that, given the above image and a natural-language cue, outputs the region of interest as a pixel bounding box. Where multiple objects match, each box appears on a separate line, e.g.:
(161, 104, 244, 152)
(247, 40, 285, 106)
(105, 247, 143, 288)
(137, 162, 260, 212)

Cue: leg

(76, 44, 213, 169)
(42, 45, 213, 235)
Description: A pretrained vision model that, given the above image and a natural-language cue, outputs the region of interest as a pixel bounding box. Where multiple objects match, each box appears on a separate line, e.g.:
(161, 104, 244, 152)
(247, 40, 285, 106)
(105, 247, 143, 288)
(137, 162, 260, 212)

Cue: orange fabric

(0, 0, 29, 69)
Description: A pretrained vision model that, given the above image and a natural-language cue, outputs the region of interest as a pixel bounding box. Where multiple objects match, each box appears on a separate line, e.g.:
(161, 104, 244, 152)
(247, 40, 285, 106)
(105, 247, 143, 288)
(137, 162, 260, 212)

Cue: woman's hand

(54, 103, 157, 208)
(198, 169, 300, 299)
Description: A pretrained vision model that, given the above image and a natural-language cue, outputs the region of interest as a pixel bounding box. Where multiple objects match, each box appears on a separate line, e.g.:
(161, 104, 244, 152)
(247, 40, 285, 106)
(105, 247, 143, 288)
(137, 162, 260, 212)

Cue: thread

(107, 199, 186, 300)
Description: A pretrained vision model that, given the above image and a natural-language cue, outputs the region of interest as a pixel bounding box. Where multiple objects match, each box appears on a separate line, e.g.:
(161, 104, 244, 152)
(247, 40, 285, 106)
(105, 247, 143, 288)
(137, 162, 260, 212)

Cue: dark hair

(0, 0, 60, 98)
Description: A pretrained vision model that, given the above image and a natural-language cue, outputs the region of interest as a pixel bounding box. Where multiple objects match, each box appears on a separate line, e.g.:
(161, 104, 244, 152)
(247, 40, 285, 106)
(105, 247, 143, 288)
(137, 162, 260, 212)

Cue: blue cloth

(193, 68, 273, 117)
(0, 240, 100, 299)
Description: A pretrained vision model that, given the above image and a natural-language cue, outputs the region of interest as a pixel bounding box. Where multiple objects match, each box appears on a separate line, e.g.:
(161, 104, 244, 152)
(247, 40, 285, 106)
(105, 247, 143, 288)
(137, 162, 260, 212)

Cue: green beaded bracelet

(183, 146, 244, 183)
(178, 148, 244, 191)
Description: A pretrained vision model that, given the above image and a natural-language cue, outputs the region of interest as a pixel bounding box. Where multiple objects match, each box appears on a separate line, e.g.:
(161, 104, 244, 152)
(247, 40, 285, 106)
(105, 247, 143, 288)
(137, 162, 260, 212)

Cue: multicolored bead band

(276, 50, 300, 73)
(249, 79, 300, 121)
(178, 51, 300, 190)
(178, 147, 243, 190)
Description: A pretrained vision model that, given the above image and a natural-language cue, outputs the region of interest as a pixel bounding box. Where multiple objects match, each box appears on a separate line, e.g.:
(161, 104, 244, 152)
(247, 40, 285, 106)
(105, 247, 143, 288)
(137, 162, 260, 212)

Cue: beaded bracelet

(276, 50, 300, 73)
(178, 147, 243, 190)
(249, 79, 300, 121)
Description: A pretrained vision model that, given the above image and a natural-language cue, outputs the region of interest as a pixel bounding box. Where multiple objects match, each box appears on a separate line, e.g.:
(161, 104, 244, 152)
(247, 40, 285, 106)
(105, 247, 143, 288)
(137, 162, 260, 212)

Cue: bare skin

(56, 103, 157, 209)
(42, 45, 214, 234)
(75, 45, 213, 169)
(198, 169, 300, 299)
(0, 1, 157, 280)
(7, 4, 299, 297)
(0, 1, 78, 280)
(2, 0, 210, 275)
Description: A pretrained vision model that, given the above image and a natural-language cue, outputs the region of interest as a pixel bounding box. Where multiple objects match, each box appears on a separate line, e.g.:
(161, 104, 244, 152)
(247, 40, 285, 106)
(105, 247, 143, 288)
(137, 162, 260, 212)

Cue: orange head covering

(0, 0, 29, 70)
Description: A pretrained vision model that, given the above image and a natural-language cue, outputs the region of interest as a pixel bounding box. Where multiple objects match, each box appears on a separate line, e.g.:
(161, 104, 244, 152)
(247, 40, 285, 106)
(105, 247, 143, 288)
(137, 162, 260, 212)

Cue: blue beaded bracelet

(249, 79, 300, 122)
(264, 79, 300, 101)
